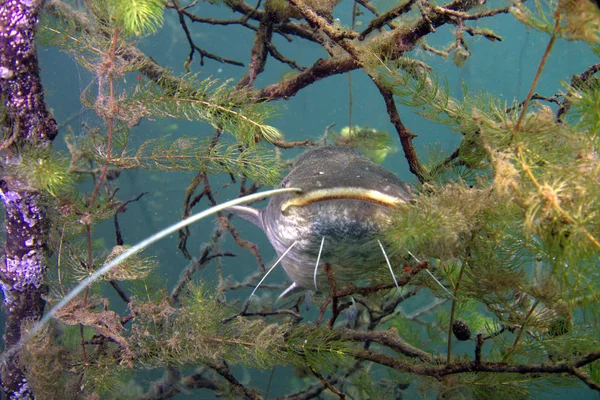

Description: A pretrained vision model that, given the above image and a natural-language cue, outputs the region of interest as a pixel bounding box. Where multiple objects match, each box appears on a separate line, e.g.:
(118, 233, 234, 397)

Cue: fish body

(230, 146, 412, 294)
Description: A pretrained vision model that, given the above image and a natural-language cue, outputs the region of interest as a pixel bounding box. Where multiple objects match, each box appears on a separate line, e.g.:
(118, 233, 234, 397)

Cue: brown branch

(139, 367, 220, 399)
(209, 362, 261, 400)
(267, 43, 306, 71)
(258, 57, 361, 100)
(359, 0, 417, 39)
(166, 3, 259, 30)
(430, 3, 513, 21)
(315, 261, 429, 327)
(580, 62, 600, 81)
(222, 300, 302, 324)
(504, 299, 540, 362)
(570, 367, 600, 392)
(355, 0, 379, 16)
(557, 62, 600, 121)
(170, 245, 235, 304)
(272, 138, 317, 149)
(281, 0, 440, 182)
(286, 0, 360, 45)
(308, 365, 346, 399)
(446, 258, 467, 364)
(281, 373, 343, 400)
(172, 0, 244, 68)
(463, 25, 502, 41)
(400, 0, 504, 51)
(474, 333, 483, 363)
(114, 192, 148, 246)
(372, 80, 428, 182)
(350, 347, 600, 381)
(337, 328, 436, 362)
(218, 270, 286, 294)
(47, 0, 485, 107)
(239, 8, 274, 87)
(178, 172, 206, 259)
(219, 214, 266, 272)
(506, 93, 563, 114)
(325, 264, 340, 328)
(514, 11, 560, 135)
(367, 289, 418, 328)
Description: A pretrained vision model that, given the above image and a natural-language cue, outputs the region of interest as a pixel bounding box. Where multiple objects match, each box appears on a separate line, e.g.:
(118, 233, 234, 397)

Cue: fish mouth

(280, 187, 408, 213)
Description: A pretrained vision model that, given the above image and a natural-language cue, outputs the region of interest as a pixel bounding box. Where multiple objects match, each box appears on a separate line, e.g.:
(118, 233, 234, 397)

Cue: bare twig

(170, 246, 236, 304)
(337, 328, 436, 362)
(209, 362, 261, 400)
(239, 8, 274, 87)
(222, 300, 302, 324)
(172, 0, 244, 68)
(359, 0, 417, 39)
(308, 365, 346, 399)
(372, 80, 428, 182)
(570, 367, 600, 392)
(557, 62, 600, 121)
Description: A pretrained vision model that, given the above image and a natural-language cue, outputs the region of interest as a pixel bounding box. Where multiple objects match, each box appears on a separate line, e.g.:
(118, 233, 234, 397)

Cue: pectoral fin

(227, 205, 263, 229)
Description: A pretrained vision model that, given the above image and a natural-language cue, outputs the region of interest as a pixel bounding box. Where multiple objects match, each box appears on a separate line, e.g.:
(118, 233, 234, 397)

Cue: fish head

(261, 146, 412, 290)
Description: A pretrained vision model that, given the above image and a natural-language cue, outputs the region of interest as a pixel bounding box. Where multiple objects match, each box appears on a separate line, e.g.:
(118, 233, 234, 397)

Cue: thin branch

(114, 192, 148, 246)
(355, 0, 379, 16)
(258, 57, 361, 100)
(504, 299, 540, 362)
(308, 365, 346, 399)
(222, 300, 302, 324)
(372, 80, 428, 182)
(170, 247, 236, 304)
(430, 3, 513, 21)
(267, 43, 306, 71)
(514, 9, 560, 134)
(336, 328, 436, 362)
(359, 0, 417, 39)
(349, 347, 600, 380)
(218, 214, 266, 273)
(166, 3, 259, 30)
(239, 8, 274, 87)
(209, 362, 261, 400)
(271, 138, 317, 149)
(557, 62, 600, 121)
(172, 0, 244, 68)
(570, 367, 600, 392)
(179, 172, 207, 259)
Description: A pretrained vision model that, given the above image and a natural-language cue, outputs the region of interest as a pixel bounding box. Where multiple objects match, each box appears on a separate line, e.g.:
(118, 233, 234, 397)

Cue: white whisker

(407, 250, 420, 263)
(424, 268, 454, 298)
(313, 236, 325, 292)
(407, 249, 454, 298)
(0, 187, 302, 366)
(378, 239, 399, 289)
(250, 241, 298, 299)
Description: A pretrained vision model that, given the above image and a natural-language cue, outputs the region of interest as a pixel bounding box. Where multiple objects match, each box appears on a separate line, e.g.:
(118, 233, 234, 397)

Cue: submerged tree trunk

(0, 0, 57, 398)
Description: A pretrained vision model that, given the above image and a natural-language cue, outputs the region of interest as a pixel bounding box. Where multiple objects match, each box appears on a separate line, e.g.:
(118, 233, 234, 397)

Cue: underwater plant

(2, 0, 600, 399)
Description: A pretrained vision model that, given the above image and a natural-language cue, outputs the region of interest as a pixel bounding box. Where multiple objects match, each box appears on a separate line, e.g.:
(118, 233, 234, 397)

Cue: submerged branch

(336, 328, 436, 362)
(351, 347, 600, 380)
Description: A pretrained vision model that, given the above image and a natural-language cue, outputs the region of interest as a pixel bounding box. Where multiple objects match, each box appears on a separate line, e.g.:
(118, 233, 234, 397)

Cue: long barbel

(1, 187, 301, 364)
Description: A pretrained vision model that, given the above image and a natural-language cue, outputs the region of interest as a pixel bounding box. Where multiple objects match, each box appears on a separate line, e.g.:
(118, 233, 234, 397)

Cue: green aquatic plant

(332, 125, 395, 163)
(5, 146, 75, 198)
(113, 0, 166, 37)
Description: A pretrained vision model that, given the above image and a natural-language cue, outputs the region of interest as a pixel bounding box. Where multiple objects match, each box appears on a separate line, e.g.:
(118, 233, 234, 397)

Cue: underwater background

(3, 0, 597, 398)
